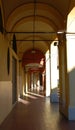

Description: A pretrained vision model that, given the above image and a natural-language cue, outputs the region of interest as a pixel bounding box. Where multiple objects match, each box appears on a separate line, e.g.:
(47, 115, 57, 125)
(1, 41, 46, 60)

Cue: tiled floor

(0, 92, 75, 130)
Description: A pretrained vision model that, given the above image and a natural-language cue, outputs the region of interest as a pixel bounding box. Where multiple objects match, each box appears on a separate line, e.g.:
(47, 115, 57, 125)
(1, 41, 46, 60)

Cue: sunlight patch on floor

(18, 98, 30, 105)
(24, 93, 38, 99)
(27, 91, 44, 98)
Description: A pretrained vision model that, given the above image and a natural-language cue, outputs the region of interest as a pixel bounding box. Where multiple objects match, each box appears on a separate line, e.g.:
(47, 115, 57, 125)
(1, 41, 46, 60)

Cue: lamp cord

(33, 0, 36, 50)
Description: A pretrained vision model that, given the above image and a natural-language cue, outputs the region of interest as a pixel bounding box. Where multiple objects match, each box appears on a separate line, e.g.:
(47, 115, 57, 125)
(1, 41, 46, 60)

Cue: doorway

(12, 57, 17, 104)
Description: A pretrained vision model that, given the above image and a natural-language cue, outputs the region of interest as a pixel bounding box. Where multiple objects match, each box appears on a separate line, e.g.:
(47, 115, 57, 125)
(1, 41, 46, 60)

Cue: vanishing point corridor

(0, 93, 75, 130)
(1, 0, 75, 127)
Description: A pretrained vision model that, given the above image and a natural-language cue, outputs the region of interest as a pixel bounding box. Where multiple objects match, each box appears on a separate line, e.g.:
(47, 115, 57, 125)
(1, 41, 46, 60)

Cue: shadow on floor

(0, 94, 75, 130)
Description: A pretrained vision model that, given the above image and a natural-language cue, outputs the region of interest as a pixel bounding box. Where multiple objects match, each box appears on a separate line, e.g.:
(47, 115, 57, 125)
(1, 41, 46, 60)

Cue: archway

(22, 49, 46, 96)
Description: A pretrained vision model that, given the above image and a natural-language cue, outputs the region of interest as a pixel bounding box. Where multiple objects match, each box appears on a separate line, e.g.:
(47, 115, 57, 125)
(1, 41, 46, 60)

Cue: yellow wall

(0, 33, 12, 124)
(0, 32, 19, 124)
(0, 81, 12, 124)
(0, 34, 9, 81)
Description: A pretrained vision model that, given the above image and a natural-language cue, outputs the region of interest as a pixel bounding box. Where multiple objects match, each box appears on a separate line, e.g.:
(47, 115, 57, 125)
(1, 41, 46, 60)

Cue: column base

(68, 106, 75, 120)
(50, 93, 59, 103)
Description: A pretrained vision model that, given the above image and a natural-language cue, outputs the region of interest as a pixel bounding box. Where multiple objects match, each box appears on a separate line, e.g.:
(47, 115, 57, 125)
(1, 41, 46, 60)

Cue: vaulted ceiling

(1, 0, 72, 61)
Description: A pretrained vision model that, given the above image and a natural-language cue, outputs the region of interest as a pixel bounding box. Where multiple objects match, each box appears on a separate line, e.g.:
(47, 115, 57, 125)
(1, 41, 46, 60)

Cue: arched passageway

(22, 49, 46, 96)
(1, 0, 75, 125)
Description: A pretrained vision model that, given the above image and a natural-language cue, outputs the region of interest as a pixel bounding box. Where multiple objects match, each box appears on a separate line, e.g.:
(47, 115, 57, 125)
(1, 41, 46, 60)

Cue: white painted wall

(67, 7, 75, 120)
(51, 42, 59, 90)
(45, 50, 50, 96)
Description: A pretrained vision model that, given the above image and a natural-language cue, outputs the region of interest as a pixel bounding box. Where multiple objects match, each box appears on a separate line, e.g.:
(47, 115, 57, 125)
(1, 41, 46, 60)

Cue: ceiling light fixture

(31, 0, 36, 53)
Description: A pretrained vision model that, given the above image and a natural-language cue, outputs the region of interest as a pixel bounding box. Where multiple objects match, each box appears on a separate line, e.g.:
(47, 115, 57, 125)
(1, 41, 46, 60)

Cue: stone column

(58, 33, 69, 118)
(50, 42, 59, 102)
(45, 50, 51, 96)
(66, 7, 75, 120)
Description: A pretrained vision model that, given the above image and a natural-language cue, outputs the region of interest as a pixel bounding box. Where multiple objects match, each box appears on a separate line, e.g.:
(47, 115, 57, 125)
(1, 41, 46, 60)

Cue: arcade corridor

(0, 94, 75, 130)
(1, 0, 75, 127)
